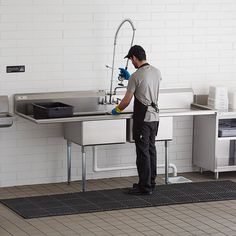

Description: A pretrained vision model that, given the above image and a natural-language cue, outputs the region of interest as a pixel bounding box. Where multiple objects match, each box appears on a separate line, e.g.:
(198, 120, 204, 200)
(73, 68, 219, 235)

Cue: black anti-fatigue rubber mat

(1, 180, 236, 219)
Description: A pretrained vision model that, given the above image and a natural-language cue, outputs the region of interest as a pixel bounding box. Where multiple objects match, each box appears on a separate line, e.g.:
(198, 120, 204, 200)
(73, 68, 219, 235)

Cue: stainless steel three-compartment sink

(14, 89, 215, 191)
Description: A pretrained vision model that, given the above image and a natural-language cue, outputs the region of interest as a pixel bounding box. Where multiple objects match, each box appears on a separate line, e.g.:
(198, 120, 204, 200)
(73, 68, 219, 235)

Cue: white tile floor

(0, 172, 236, 236)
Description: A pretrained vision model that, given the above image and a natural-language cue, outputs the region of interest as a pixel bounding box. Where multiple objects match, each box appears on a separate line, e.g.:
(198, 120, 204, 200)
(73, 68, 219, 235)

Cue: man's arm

(117, 90, 134, 111)
(111, 90, 134, 115)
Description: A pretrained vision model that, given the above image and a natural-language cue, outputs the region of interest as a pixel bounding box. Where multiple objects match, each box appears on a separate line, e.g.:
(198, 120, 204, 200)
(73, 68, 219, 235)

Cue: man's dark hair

(124, 45, 146, 61)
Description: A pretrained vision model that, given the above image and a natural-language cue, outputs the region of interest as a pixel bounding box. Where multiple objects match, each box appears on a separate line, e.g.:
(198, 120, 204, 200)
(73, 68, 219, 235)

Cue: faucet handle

(115, 98, 121, 104)
(98, 97, 104, 105)
(111, 97, 116, 104)
(98, 96, 108, 105)
(111, 97, 120, 105)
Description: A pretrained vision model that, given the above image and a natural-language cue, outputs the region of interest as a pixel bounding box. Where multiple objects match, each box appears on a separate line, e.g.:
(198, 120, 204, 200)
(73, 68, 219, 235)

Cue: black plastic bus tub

(32, 102, 73, 119)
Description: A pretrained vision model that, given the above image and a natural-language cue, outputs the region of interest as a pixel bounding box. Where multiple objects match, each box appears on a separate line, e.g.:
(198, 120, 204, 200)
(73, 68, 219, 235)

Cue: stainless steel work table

(192, 98, 236, 179)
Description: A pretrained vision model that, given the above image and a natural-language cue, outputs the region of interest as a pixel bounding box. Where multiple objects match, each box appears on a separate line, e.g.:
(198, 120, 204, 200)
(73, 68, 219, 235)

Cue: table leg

(165, 140, 170, 184)
(67, 141, 72, 184)
(82, 146, 86, 192)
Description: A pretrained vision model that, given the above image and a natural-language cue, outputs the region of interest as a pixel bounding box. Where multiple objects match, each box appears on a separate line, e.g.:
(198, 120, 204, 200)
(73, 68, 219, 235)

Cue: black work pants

(135, 121, 159, 192)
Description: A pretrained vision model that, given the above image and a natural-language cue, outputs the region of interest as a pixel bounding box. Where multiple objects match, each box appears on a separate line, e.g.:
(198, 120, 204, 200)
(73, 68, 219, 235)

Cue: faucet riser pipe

(109, 18, 136, 104)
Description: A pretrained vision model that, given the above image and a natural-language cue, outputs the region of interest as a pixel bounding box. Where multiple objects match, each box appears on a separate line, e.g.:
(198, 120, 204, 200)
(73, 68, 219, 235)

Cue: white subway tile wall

(1, 0, 236, 186)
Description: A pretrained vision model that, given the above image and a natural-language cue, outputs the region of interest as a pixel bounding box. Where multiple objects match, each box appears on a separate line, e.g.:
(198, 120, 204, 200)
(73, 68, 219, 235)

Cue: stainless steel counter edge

(192, 103, 236, 117)
(15, 107, 216, 124)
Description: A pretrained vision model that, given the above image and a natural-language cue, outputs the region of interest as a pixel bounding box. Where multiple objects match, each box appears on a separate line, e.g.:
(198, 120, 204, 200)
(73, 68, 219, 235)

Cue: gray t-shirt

(127, 64, 162, 122)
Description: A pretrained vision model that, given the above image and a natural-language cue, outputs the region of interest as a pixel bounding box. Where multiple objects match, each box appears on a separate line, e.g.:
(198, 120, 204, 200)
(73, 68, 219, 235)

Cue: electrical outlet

(6, 65, 25, 73)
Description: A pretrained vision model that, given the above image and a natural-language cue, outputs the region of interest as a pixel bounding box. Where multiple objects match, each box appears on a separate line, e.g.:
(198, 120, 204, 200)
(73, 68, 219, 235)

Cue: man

(112, 45, 162, 195)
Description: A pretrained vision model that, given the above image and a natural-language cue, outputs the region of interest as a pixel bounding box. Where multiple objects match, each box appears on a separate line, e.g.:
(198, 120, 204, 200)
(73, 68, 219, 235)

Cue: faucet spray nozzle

(105, 65, 113, 69)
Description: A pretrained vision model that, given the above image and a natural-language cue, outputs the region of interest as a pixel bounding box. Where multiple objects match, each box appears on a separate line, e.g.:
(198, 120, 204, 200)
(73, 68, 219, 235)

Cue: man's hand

(119, 68, 130, 80)
(111, 106, 123, 115)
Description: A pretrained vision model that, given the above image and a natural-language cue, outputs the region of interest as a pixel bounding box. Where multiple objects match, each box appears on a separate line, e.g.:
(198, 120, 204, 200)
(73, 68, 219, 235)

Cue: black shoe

(127, 187, 152, 195)
(133, 183, 156, 192)
(132, 183, 139, 190)
(151, 184, 156, 191)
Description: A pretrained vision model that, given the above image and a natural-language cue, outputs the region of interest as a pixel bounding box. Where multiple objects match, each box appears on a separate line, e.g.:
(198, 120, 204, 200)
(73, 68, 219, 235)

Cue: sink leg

(82, 146, 86, 192)
(200, 167, 203, 174)
(215, 172, 219, 180)
(67, 141, 72, 184)
(165, 140, 170, 184)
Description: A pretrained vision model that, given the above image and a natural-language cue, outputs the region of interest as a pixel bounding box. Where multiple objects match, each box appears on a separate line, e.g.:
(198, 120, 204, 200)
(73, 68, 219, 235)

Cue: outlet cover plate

(6, 65, 25, 73)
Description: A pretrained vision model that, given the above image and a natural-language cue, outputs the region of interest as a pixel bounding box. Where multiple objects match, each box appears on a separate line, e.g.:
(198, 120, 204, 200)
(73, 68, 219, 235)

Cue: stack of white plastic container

(228, 92, 236, 110)
(207, 86, 228, 111)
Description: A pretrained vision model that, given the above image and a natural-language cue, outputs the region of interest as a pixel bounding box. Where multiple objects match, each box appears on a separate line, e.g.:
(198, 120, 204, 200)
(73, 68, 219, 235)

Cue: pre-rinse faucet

(108, 18, 136, 104)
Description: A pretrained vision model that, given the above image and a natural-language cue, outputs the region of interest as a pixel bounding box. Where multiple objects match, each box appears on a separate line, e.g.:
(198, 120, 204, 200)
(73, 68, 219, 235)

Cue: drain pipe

(92, 146, 177, 176)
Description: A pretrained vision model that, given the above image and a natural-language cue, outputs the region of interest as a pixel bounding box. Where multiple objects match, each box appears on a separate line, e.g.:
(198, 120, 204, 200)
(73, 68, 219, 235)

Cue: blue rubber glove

(111, 106, 123, 115)
(119, 68, 130, 80)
